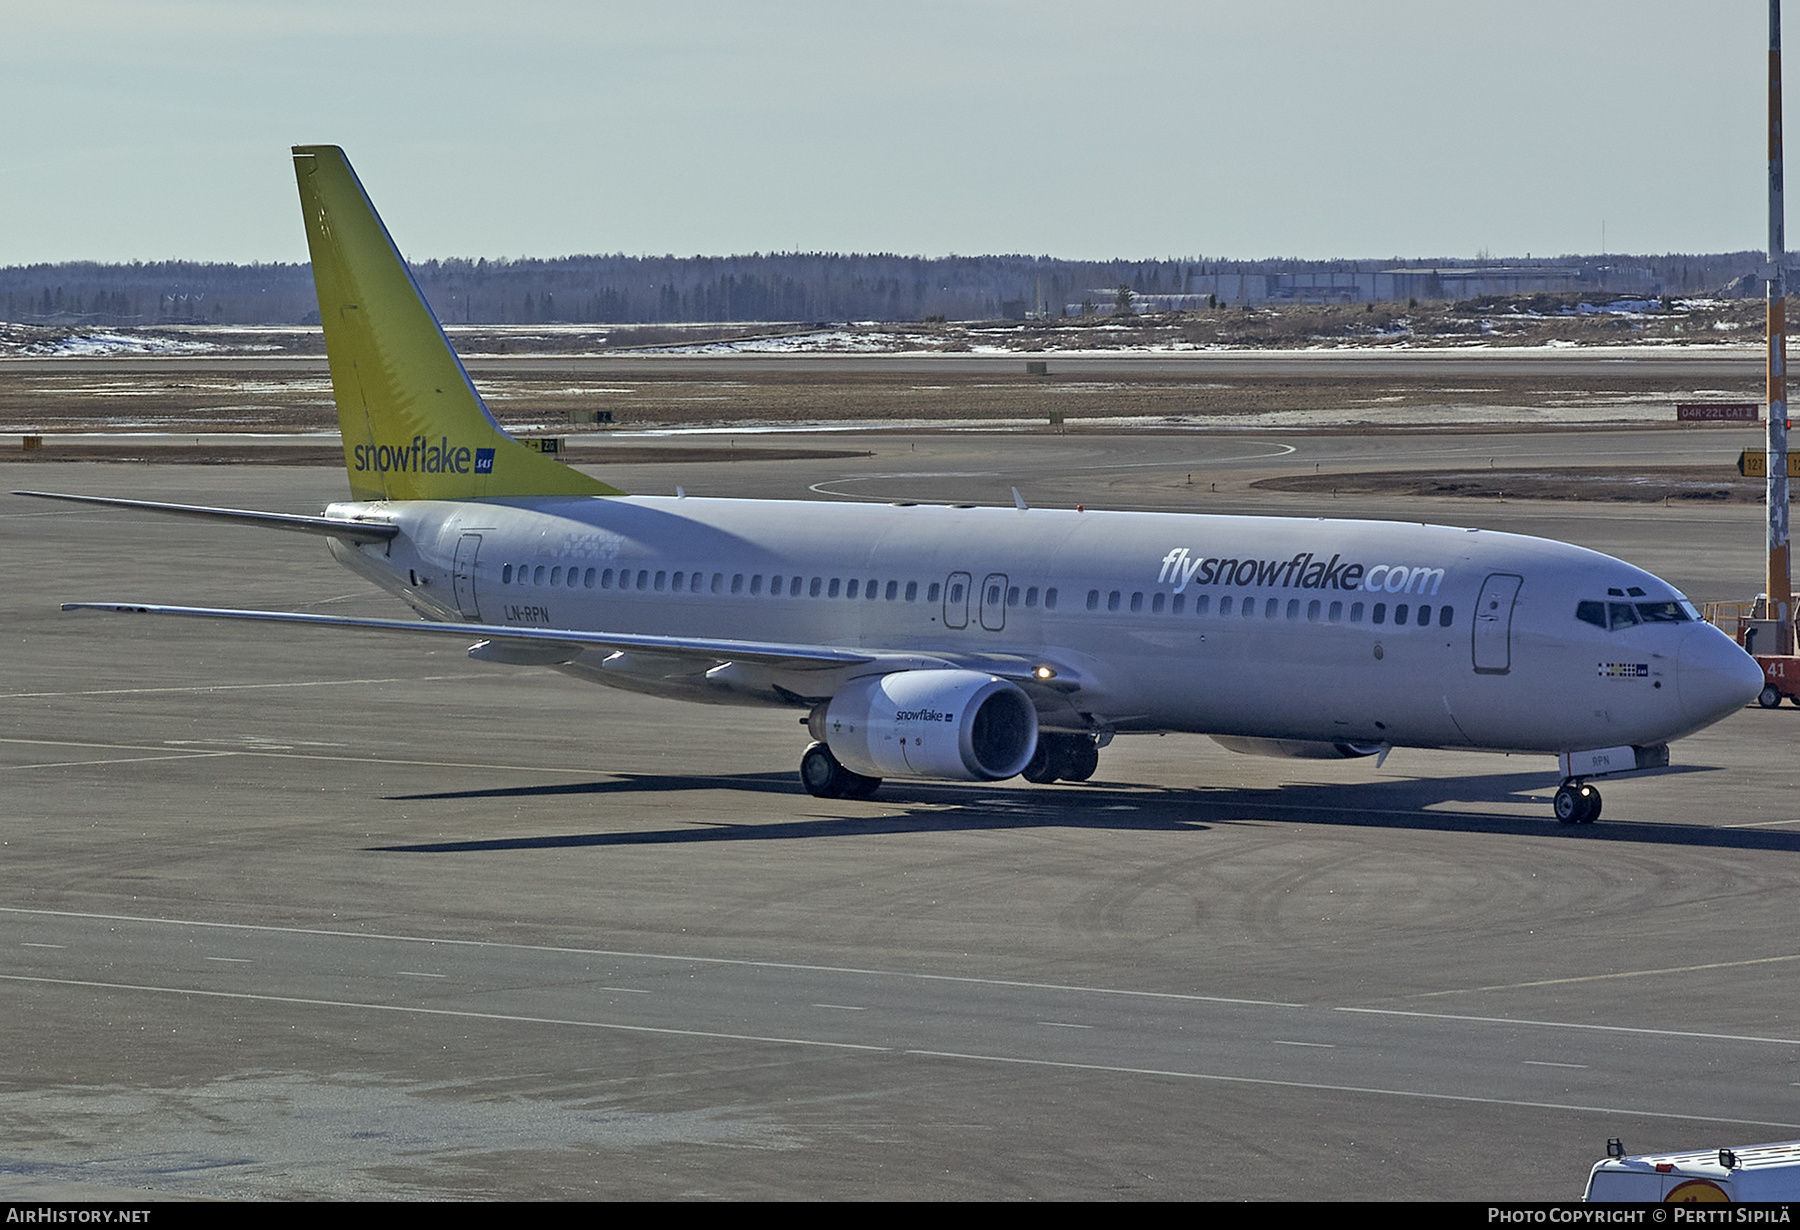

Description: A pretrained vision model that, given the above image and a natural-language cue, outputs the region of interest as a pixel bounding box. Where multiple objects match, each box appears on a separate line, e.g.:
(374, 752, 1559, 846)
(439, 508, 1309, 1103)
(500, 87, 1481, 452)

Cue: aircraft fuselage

(324, 493, 1755, 757)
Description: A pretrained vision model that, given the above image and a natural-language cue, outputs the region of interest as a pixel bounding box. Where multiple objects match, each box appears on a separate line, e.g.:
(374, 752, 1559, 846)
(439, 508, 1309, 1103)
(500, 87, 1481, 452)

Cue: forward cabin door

(453, 532, 484, 621)
(1472, 572, 1523, 674)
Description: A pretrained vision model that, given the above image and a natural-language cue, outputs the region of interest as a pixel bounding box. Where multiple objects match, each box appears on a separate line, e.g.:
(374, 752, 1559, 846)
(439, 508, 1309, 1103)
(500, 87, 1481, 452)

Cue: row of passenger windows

(501, 563, 944, 603)
(496, 562, 1453, 627)
(1083, 589, 1455, 628)
(499, 564, 1077, 610)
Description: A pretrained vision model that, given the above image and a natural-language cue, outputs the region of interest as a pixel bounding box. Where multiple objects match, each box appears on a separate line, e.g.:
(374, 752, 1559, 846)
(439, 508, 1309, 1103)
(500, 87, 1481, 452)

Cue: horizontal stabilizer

(14, 491, 398, 543)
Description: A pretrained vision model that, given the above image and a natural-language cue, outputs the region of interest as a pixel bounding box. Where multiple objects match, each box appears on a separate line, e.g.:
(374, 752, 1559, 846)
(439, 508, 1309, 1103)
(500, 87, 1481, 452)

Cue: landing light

(1033, 665, 1057, 680)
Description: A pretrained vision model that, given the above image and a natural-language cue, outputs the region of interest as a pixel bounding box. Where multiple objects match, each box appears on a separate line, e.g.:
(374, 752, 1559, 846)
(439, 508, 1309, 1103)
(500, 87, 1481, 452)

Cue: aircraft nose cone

(1677, 625, 1764, 726)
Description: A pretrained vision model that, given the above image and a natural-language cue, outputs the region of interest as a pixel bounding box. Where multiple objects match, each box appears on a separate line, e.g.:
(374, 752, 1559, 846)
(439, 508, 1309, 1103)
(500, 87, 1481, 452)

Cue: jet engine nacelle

(817, 669, 1038, 781)
(1210, 735, 1383, 760)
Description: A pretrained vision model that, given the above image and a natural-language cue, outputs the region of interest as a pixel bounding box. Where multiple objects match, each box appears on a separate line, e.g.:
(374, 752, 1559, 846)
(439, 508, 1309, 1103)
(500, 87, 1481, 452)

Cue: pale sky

(0, 1, 1780, 265)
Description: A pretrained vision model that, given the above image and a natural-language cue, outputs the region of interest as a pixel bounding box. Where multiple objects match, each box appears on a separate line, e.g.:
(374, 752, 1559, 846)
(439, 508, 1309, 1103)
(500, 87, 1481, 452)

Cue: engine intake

(816, 670, 1038, 781)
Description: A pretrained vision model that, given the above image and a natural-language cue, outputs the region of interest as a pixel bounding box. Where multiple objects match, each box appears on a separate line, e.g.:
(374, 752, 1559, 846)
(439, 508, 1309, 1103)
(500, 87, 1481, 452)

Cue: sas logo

(1598, 663, 1649, 678)
(474, 448, 495, 474)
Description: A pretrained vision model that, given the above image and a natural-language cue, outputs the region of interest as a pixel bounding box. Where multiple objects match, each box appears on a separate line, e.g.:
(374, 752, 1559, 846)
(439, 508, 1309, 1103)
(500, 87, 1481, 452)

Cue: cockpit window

(1579, 597, 1692, 629)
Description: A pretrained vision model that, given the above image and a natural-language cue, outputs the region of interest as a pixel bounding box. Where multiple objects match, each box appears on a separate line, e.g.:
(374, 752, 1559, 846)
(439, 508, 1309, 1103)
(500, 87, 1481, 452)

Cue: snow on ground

(0, 313, 1767, 360)
(22, 332, 226, 357)
(635, 329, 909, 355)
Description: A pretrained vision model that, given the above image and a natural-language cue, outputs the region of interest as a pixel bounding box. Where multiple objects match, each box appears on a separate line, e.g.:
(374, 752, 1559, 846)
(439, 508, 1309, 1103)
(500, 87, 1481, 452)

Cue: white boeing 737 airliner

(19, 147, 1765, 823)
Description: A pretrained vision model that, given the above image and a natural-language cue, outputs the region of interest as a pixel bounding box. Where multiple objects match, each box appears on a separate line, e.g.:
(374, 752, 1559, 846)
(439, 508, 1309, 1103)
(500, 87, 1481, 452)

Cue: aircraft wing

(59, 602, 1087, 695)
(61, 602, 878, 670)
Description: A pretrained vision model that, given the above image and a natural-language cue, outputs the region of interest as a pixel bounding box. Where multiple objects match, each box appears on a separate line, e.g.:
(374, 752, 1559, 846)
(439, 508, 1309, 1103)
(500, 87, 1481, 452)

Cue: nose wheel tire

(1554, 781, 1602, 824)
(800, 741, 880, 800)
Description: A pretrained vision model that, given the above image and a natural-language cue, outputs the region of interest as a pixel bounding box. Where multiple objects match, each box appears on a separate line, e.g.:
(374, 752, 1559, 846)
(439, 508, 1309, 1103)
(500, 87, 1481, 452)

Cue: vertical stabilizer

(292, 145, 622, 501)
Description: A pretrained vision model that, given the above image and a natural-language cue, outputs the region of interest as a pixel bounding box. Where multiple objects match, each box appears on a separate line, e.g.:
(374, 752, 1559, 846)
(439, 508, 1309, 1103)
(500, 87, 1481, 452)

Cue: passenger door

(453, 532, 484, 620)
(1472, 572, 1523, 674)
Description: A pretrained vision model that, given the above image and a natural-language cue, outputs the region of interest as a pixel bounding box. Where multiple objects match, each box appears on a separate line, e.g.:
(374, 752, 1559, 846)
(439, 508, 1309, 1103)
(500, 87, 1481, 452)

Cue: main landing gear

(1554, 780, 1602, 824)
(798, 733, 1104, 798)
(800, 741, 881, 800)
(1020, 733, 1101, 784)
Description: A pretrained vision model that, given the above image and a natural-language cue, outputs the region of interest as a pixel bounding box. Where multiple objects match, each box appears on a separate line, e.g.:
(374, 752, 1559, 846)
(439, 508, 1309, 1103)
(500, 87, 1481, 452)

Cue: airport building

(1073, 260, 1663, 313)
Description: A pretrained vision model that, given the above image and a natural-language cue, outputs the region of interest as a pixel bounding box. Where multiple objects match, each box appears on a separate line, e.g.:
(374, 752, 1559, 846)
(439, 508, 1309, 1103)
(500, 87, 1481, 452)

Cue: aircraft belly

(1111, 627, 1468, 747)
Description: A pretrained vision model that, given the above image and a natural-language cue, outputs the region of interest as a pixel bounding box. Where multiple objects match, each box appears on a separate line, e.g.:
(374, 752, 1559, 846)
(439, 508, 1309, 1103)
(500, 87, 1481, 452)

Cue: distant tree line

(0, 250, 1773, 327)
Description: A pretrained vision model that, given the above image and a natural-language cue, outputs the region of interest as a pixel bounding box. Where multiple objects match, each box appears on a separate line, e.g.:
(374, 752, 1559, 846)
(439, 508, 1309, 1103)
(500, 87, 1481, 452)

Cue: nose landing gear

(1553, 780, 1602, 824)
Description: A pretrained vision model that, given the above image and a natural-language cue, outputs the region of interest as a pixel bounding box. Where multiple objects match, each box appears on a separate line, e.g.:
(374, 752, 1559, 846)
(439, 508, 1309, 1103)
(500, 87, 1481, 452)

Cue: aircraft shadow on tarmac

(369, 763, 1800, 856)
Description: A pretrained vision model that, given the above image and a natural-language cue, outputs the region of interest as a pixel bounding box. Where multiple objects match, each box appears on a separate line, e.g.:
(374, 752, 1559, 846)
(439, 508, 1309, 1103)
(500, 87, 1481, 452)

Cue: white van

(1585, 1138, 1800, 1201)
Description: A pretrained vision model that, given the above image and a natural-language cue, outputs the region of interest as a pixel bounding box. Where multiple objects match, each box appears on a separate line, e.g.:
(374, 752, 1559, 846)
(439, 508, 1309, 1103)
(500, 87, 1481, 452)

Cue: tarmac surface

(3, 427, 1798, 1200)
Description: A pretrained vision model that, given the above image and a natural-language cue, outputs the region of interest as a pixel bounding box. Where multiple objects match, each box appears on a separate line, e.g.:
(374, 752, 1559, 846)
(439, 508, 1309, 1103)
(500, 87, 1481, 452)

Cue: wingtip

(62, 602, 150, 614)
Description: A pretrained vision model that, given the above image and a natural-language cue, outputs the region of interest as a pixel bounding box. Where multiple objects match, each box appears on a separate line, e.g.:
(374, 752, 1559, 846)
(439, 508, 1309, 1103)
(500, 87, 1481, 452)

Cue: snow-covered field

(0, 295, 1773, 360)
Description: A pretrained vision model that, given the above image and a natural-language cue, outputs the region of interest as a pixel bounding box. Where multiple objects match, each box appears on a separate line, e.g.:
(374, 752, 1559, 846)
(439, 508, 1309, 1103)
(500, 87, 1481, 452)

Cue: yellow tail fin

(292, 145, 622, 501)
